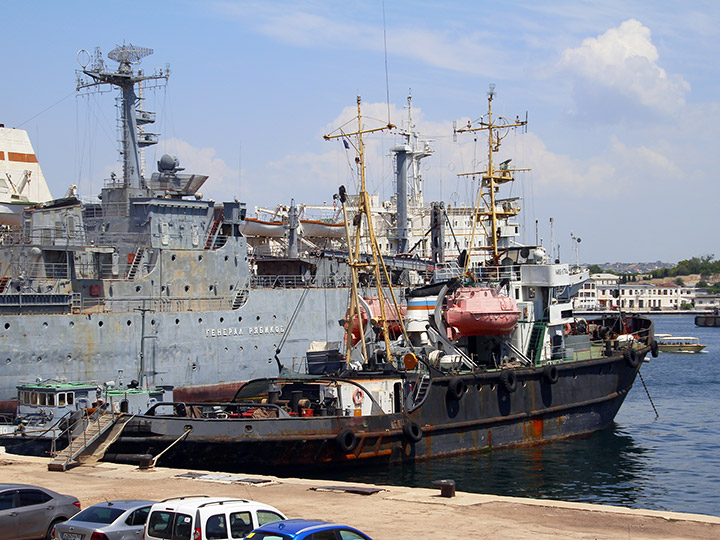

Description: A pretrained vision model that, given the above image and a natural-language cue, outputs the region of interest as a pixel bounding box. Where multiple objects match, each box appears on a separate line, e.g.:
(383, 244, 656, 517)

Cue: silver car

(51, 500, 154, 540)
(0, 483, 81, 540)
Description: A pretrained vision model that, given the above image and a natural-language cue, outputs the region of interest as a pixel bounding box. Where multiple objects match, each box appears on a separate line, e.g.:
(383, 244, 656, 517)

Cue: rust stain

(175, 382, 240, 402)
(530, 418, 543, 439)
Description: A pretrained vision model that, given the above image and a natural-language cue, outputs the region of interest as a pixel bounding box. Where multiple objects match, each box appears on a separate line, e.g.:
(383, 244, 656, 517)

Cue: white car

(144, 496, 285, 540)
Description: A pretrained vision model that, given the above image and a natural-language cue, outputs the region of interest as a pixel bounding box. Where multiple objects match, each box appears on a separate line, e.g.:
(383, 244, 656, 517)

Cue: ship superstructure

(0, 44, 351, 412)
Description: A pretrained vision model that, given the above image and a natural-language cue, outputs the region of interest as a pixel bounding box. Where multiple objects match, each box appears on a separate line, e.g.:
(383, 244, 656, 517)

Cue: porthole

(198, 317, 203, 324)
(98, 321, 104, 327)
(175, 319, 180, 325)
(171, 254, 177, 261)
(224, 255, 229, 262)
(256, 316, 260, 321)
(151, 319, 156, 326)
(238, 317, 243, 323)
(43, 322, 48, 328)
(198, 255, 203, 261)
(37, 356, 42, 363)
(185, 285, 190, 292)
(4, 323, 9, 330)
(220, 317, 224, 323)
(135, 286, 141, 293)
(66, 355, 72, 361)
(5, 358, 11, 365)
(69, 321, 74, 328)
(127, 320, 132, 326)
(229, 285, 234, 291)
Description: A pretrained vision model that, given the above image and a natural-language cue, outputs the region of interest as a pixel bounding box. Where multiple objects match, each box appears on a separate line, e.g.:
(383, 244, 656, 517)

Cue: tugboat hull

(109, 346, 646, 472)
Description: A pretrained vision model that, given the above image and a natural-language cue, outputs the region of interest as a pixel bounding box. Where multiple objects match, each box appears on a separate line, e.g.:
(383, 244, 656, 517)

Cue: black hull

(108, 347, 647, 473)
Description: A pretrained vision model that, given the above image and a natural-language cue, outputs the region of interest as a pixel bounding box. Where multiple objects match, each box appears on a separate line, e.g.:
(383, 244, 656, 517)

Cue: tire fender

(447, 377, 466, 400)
(403, 421, 423, 443)
(336, 429, 358, 452)
(500, 370, 517, 392)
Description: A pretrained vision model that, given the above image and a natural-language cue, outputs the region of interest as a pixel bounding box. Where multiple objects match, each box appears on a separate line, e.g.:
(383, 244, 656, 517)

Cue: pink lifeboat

(345, 296, 407, 346)
(444, 287, 520, 339)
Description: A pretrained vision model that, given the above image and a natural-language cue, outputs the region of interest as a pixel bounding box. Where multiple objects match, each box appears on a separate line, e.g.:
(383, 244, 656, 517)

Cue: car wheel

(45, 518, 65, 540)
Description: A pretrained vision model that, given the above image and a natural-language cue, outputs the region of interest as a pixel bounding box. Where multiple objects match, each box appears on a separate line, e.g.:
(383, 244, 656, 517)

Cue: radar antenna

(76, 43, 170, 189)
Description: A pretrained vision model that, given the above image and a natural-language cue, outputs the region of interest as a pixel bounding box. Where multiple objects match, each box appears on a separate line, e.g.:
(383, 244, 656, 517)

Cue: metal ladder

(126, 247, 145, 280)
(204, 220, 221, 249)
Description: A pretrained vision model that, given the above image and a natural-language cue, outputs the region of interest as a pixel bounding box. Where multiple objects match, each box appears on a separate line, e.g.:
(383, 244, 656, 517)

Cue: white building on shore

(573, 274, 697, 311)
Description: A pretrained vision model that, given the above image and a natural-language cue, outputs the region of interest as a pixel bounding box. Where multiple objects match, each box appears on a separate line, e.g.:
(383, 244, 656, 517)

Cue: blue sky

(3, 1, 719, 263)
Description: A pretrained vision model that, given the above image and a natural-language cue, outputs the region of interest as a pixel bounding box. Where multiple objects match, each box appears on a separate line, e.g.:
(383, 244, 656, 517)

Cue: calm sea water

(303, 315, 720, 517)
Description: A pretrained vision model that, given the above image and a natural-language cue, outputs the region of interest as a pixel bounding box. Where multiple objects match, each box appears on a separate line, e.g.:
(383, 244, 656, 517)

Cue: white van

(144, 496, 286, 540)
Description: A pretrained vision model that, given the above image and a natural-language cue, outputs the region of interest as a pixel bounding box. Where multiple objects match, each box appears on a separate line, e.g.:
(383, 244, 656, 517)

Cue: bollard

(432, 479, 455, 498)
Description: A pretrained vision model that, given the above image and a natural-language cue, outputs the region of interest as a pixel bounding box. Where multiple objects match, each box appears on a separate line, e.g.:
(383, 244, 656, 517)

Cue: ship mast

(325, 96, 401, 365)
(454, 84, 528, 269)
(76, 44, 169, 189)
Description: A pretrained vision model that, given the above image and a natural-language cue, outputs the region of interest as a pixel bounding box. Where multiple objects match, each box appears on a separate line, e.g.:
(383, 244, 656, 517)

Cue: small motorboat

(655, 334, 706, 353)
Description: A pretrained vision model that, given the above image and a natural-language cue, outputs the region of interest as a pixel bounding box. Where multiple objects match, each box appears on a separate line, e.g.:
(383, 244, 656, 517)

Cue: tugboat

(106, 89, 657, 473)
(0, 379, 171, 456)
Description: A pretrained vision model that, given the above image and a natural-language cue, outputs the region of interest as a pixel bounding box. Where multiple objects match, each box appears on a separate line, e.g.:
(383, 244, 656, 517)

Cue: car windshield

(73, 506, 125, 524)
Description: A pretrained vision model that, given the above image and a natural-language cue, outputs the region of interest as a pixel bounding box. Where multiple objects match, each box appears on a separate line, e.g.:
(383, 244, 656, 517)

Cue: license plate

(62, 533, 83, 540)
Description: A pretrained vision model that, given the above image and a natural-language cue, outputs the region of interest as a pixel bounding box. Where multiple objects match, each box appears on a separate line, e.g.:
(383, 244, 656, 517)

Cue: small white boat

(655, 334, 706, 353)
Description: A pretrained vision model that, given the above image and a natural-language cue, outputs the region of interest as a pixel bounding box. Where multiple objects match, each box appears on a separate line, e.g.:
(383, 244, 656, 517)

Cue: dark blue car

(244, 519, 373, 540)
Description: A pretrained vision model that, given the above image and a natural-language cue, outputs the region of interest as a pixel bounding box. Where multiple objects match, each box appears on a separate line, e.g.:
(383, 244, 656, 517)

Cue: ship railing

(251, 274, 344, 289)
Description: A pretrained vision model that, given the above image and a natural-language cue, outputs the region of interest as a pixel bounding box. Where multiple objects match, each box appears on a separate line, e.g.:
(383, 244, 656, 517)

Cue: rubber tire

(500, 370, 517, 393)
(542, 364, 559, 385)
(336, 429, 358, 452)
(403, 421, 423, 443)
(447, 378, 466, 400)
(46, 519, 65, 540)
(650, 340, 659, 358)
(624, 349, 640, 368)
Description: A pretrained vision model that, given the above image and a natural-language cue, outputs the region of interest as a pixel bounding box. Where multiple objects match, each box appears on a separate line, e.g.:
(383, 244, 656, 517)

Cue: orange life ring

(563, 323, 572, 336)
(352, 388, 364, 406)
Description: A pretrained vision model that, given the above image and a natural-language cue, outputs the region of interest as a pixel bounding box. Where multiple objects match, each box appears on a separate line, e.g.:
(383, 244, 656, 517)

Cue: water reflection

(297, 424, 657, 509)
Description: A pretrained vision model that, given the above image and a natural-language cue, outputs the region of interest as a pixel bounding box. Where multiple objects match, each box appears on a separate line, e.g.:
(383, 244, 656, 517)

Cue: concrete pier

(1, 450, 718, 539)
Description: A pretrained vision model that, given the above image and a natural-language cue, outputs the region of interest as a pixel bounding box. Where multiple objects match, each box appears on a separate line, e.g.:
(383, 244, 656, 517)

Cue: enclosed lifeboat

(444, 287, 520, 339)
(346, 296, 406, 345)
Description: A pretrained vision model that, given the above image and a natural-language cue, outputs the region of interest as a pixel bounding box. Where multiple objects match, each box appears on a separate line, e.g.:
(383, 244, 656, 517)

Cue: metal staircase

(48, 410, 119, 471)
(126, 247, 145, 280)
(408, 374, 431, 412)
(204, 220, 221, 249)
(527, 322, 547, 364)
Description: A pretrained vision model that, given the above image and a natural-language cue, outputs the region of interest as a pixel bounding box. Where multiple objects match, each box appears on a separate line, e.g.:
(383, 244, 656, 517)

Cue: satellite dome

(158, 154, 179, 172)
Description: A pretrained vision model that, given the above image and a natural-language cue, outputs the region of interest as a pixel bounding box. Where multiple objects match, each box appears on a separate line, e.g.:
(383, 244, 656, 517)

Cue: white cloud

(157, 138, 240, 201)
(559, 19, 690, 115)
(218, 3, 508, 77)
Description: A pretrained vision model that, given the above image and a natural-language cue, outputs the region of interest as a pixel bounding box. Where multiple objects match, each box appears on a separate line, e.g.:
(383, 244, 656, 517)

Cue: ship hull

(109, 347, 646, 472)
(0, 286, 348, 410)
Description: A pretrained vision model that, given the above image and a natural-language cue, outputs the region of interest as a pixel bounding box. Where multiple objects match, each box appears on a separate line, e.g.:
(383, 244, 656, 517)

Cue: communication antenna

(76, 43, 169, 188)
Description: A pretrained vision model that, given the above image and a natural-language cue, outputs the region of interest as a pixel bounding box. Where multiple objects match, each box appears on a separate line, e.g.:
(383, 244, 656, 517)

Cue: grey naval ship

(0, 44, 366, 413)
